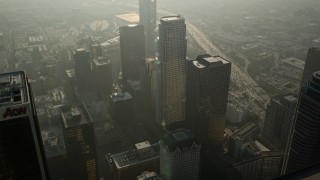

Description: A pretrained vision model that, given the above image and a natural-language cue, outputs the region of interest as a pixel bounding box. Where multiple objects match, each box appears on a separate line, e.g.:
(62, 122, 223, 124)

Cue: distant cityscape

(0, 0, 320, 180)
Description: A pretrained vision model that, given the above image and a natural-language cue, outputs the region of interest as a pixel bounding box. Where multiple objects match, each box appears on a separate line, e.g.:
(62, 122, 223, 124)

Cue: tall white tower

(157, 15, 187, 128)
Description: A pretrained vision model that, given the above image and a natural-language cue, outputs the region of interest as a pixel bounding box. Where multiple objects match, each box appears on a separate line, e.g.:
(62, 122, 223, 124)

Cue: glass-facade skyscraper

(139, 0, 157, 56)
(157, 15, 187, 128)
(285, 71, 320, 174)
(186, 54, 231, 148)
(0, 71, 48, 179)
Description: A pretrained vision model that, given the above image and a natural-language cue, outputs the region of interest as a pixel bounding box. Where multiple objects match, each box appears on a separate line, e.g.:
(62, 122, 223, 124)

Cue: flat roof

(110, 91, 133, 103)
(283, 95, 297, 102)
(42, 127, 66, 158)
(93, 56, 111, 66)
(161, 15, 184, 22)
(111, 143, 159, 169)
(233, 123, 256, 137)
(193, 54, 230, 69)
(116, 13, 139, 23)
(61, 103, 92, 128)
(135, 141, 151, 150)
(65, 69, 75, 78)
(0, 71, 28, 107)
(281, 57, 305, 70)
(162, 129, 198, 152)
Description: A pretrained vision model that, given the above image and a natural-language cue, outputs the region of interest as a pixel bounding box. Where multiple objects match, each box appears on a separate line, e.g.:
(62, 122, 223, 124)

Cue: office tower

(110, 91, 134, 123)
(119, 24, 145, 81)
(0, 71, 48, 179)
(301, 47, 320, 86)
(140, 57, 157, 111)
(90, 41, 103, 60)
(234, 151, 284, 180)
(139, 0, 157, 56)
(157, 15, 187, 128)
(262, 94, 297, 151)
(61, 103, 98, 180)
(92, 56, 112, 95)
(228, 123, 283, 180)
(111, 141, 160, 180)
(74, 48, 92, 93)
(160, 129, 201, 180)
(186, 54, 231, 148)
(285, 71, 320, 174)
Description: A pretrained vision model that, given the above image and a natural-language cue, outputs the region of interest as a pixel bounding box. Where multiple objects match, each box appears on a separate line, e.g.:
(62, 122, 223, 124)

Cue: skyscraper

(157, 15, 187, 128)
(74, 48, 92, 93)
(90, 41, 103, 60)
(262, 94, 297, 151)
(139, 0, 157, 56)
(301, 47, 320, 86)
(61, 103, 98, 180)
(186, 54, 231, 148)
(92, 56, 112, 95)
(160, 129, 201, 180)
(140, 57, 157, 112)
(119, 24, 145, 82)
(0, 71, 48, 179)
(285, 71, 320, 174)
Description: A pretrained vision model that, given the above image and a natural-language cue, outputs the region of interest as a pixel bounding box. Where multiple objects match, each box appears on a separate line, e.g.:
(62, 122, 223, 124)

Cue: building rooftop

(135, 141, 151, 150)
(110, 91, 133, 103)
(193, 54, 230, 69)
(137, 171, 161, 180)
(162, 129, 198, 152)
(283, 95, 297, 102)
(116, 13, 140, 23)
(0, 71, 28, 107)
(41, 126, 66, 158)
(93, 56, 111, 66)
(65, 69, 75, 78)
(111, 142, 160, 169)
(281, 57, 305, 70)
(61, 103, 92, 128)
(232, 122, 256, 138)
(161, 15, 184, 22)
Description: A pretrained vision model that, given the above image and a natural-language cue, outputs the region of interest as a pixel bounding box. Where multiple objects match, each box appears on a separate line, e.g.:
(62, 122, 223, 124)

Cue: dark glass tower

(74, 48, 92, 93)
(92, 56, 112, 95)
(61, 103, 98, 180)
(139, 0, 157, 56)
(262, 94, 297, 151)
(301, 47, 320, 86)
(285, 71, 320, 174)
(186, 54, 231, 148)
(119, 24, 145, 82)
(0, 71, 48, 179)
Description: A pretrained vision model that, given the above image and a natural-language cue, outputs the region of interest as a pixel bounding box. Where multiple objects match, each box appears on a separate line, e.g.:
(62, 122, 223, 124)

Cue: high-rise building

(90, 41, 103, 60)
(92, 56, 112, 95)
(234, 151, 284, 180)
(111, 141, 160, 180)
(262, 94, 297, 151)
(0, 71, 48, 179)
(186, 54, 231, 148)
(139, 0, 157, 56)
(285, 71, 320, 174)
(160, 129, 201, 180)
(61, 103, 98, 180)
(74, 48, 92, 93)
(157, 15, 187, 128)
(140, 57, 157, 111)
(119, 24, 145, 81)
(301, 47, 320, 86)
